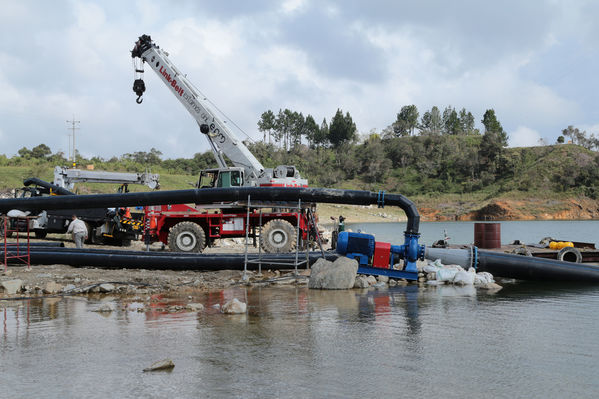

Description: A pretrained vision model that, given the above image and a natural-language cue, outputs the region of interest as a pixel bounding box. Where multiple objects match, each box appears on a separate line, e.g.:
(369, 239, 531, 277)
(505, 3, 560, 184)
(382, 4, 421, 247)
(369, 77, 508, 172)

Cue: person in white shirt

(66, 215, 88, 248)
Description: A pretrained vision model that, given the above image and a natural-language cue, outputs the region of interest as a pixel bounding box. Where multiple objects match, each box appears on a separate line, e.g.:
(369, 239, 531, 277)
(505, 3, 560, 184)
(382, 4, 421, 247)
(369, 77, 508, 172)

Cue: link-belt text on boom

(159, 66, 184, 96)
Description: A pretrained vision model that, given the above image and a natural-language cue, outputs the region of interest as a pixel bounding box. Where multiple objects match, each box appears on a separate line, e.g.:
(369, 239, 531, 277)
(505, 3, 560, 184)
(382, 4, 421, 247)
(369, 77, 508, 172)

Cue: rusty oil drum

(474, 222, 501, 249)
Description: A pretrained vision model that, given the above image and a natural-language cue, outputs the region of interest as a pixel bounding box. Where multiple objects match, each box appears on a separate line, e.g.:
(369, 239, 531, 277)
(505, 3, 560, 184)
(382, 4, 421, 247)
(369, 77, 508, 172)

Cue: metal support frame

(243, 199, 309, 277)
(1, 216, 32, 271)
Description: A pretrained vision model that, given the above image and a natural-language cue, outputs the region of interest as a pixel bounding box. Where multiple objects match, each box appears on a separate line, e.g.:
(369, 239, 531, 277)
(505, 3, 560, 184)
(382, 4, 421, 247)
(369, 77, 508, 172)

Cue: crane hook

(132, 78, 146, 105)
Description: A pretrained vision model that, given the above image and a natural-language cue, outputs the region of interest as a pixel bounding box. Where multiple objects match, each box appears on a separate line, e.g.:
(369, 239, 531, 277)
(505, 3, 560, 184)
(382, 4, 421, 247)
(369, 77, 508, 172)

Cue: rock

(143, 359, 175, 372)
(395, 279, 408, 286)
(377, 275, 389, 283)
(353, 275, 370, 288)
(366, 275, 377, 286)
(372, 282, 387, 289)
(388, 279, 397, 286)
(418, 277, 427, 282)
(43, 281, 63, 294)
(63, 284, 77, 293)
(222, 298, 247, 314)
(479, 282, 503, 291)
(428, 272, 436, 281)
(93, 303, 115, 313)
(1, 279, 23, 295)
(99, 283, 115, 293)
(186, 303, 204, 312)
(308, 257, 358, 290)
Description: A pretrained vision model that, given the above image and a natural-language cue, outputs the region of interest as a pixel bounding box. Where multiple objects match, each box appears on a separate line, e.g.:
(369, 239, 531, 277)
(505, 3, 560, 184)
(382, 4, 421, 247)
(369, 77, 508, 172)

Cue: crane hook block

(133, 78, 146, 104)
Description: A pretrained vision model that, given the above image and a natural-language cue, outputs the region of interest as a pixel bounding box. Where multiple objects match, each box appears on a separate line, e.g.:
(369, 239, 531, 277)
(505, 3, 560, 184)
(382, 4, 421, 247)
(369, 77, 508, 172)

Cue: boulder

(99, 283, 115, 293)
(93, 303, 115, 313)
(1, 279, 23, 295)
(186, 303, 204, 312)
(479, 282, 503, 291)
(308, 257, 358, 290)
(222, 298, 247, 314)
(377, 275, 389, 283)
(366, 275, 377, 285)
(43, 281, 63, 294)
(353, 275, 370, 288)
(143, 359, 175, 372)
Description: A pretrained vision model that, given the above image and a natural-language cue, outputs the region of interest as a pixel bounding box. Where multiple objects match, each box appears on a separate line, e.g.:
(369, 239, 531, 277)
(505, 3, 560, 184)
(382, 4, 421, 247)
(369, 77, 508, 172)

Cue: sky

(1, 0, 598, 160)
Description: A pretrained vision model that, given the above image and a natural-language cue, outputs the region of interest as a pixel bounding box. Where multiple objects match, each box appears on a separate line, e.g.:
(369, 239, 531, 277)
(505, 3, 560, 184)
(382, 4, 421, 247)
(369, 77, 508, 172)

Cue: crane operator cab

(198, 167, 244, 188)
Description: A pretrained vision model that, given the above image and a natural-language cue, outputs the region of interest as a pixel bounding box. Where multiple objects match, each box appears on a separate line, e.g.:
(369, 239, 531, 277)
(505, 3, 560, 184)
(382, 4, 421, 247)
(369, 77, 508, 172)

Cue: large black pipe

(4, 242, 65, 248)
(23, 178, 75, 196)
(1, 249, 338, 270)
(0, 187, 420, 234)
(425, 247, 599, 282)
(477, 249, 599, 282)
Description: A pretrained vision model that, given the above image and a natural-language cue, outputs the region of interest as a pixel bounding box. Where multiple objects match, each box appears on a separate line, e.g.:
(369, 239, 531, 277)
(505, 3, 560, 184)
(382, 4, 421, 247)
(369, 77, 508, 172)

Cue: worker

(66, 214, 88, 248)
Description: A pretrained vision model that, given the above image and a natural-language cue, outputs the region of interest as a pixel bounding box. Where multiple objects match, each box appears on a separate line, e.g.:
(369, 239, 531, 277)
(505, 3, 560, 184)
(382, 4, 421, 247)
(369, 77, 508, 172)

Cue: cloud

(509, 126, 543, 147)
(0, 0, 598, 160)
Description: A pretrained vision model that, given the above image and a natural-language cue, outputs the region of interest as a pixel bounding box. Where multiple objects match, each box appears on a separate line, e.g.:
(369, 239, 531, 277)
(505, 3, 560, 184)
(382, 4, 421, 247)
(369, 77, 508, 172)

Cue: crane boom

(131, 34, 263, 181)
(54, 166, 160, 190)
(131, 34, 307, 188)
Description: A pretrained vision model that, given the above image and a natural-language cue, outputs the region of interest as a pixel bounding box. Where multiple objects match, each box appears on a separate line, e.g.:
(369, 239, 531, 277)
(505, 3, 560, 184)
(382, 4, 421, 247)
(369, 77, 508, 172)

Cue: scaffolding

(1, 215, 33, 271)
(241, 196, 325, 280)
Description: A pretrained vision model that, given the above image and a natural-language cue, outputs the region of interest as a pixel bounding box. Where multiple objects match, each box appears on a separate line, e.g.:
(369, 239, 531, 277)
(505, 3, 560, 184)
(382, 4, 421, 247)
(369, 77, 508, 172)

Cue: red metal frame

(2, 216, 32, 271)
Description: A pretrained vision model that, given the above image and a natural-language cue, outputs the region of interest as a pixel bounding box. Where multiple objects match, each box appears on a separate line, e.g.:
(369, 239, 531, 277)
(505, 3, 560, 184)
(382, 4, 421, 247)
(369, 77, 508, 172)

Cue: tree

(303, 114, 320, 148)
(31, 143, 52, 159)
(18, 147, 32, 158)
(442, 106, 460, 135)
(458, 108, 476, 134)
(257, 110, 276, 143)
(481, 109, 508, 146)
(420, 106, 443, 135)
(329, 109, 357, 148)
(393, 104, 419, 136)
(557, 135, 565, 144)
(313, 118, 329, 148)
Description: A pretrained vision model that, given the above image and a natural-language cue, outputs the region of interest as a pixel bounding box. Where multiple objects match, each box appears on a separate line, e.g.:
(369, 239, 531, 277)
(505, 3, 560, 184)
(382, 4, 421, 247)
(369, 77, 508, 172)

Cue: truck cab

(198, 167, 245, 188)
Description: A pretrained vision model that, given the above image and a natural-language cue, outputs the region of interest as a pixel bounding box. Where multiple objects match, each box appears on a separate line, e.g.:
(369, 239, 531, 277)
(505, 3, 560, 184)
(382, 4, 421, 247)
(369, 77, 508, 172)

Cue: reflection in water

(1, 283, 599, 398)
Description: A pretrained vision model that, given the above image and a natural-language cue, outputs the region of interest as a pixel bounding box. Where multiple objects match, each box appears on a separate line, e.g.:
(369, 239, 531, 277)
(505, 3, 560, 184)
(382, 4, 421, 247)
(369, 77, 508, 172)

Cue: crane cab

(198, 167, 245, 188)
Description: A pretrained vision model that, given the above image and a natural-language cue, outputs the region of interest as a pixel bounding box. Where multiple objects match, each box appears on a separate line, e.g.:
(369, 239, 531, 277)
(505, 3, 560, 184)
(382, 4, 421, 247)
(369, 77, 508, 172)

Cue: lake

(2, 220, 599, 398)
(347, 220, 599, 247)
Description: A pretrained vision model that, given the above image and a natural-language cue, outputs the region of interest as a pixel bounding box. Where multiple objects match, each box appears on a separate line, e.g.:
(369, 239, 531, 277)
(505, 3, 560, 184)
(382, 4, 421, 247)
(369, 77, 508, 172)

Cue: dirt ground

(0, 232, 320, 305)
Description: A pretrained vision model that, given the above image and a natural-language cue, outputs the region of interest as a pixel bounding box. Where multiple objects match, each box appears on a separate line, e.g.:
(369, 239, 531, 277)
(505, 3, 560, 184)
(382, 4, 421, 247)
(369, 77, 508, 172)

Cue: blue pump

(336, 231, 425, 280)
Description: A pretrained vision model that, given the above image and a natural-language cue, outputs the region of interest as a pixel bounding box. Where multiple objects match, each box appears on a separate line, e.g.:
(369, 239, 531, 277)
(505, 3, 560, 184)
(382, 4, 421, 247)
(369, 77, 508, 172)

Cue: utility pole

(66, 117, 80, 167)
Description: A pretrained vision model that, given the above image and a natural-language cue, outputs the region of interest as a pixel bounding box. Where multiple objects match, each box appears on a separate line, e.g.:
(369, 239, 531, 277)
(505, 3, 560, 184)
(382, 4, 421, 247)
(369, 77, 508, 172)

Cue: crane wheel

(260, 219, 297, 253)
(168, 221, 206, 253)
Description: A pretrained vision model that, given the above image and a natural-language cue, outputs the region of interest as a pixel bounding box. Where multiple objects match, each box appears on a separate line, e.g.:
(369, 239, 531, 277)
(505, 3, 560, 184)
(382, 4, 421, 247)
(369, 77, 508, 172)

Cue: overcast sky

(1, 0, 598, 159)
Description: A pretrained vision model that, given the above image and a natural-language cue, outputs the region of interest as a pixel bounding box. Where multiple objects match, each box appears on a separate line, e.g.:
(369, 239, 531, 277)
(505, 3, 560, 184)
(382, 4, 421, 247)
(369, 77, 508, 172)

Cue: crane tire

(261, 219, 297, 253)
(168, 221, 206, 253)
(557, 247, 582, 263)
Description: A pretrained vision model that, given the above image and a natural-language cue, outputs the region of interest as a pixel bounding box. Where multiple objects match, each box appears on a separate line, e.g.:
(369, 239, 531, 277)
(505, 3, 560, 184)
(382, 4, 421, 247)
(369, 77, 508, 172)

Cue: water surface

(2, 283, 598, 398)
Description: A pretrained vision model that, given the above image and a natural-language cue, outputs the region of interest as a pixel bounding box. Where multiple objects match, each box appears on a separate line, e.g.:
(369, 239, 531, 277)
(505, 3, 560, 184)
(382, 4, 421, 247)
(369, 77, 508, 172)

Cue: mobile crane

(4, 167, 160, 245)
(131, 34, 317, 253)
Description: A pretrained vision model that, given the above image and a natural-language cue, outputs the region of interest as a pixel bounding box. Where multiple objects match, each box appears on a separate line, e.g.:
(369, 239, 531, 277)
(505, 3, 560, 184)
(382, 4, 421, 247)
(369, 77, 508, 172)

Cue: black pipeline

(0, 187, 420, 234)
(0, 248, 338, 270)
(425, 247, 599, 282)
(23, 178, 75, 196)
